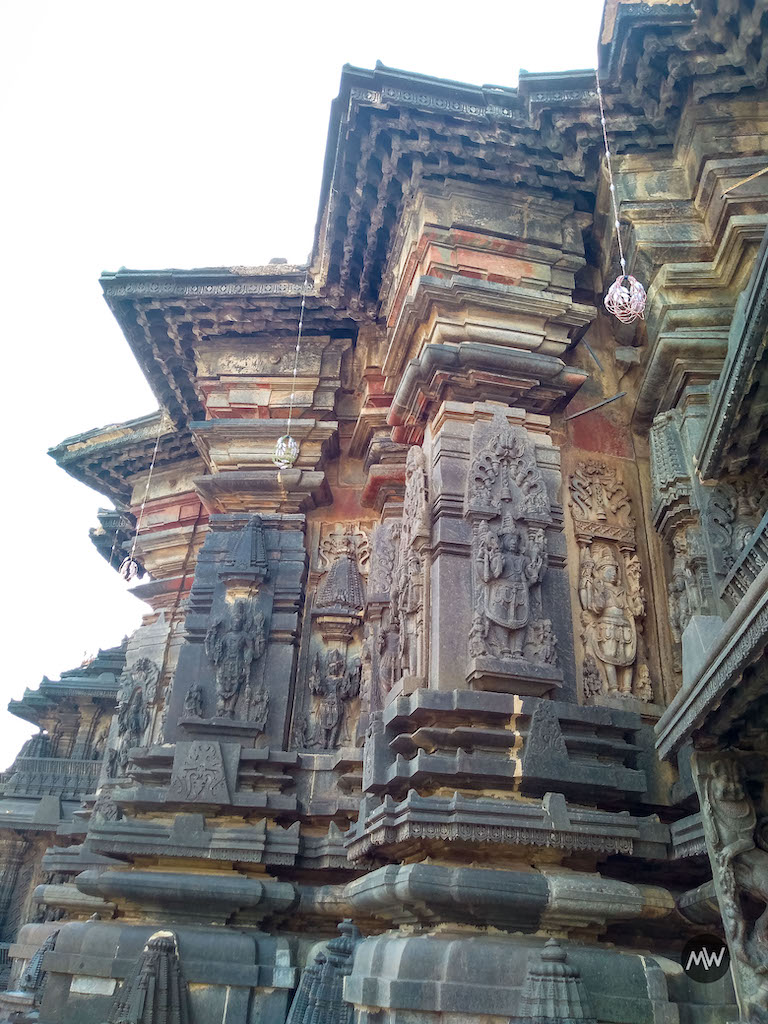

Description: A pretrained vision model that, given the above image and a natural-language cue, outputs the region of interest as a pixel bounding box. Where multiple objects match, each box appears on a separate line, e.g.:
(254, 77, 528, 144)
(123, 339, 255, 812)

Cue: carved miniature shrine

(2, 1, 768, 1021)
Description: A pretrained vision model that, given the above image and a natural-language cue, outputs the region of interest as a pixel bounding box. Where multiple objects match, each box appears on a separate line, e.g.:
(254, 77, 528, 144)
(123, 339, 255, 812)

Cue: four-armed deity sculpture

(578, 544, 644, 696)
(205, 599, 266, 718)
(473, 518, 544, 659)
(307, 648, 361, 749)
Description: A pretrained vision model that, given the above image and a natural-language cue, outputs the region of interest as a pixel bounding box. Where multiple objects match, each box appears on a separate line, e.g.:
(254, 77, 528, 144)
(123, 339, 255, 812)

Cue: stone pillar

(0, 838, 28, 943)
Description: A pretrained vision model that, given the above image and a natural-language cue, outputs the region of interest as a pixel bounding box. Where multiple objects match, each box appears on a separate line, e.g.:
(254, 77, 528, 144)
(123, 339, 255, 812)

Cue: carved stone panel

(464, 412, 561, 695)
(205, 598, 267, 718)
(119, 658, 161, 706)
(169, 741, 230, 803)
(299, 649, 361, 750)
(569, 460, 650, 703)
(385, 446, 430, 694)
(313, 521, 373, 644)
(163, 513, 306, 748)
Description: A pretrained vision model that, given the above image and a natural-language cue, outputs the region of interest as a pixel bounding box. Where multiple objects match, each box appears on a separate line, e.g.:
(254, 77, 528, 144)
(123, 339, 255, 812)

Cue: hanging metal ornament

(595, 69, 646, 325)
(119, 556, 141, 581)
(273, 268, 309, 470)
(273, 434, 300, 470)
(604, 274, 646, 324)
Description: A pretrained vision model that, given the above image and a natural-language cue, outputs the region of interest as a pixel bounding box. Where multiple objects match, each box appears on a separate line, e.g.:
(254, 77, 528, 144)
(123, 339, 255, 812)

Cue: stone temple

(2, 1, 768, 1021)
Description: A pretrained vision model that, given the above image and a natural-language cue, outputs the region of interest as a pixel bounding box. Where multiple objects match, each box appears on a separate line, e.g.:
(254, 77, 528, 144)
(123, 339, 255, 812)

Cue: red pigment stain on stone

(568, 409, 633, 459)
(331, 488, 367, 519)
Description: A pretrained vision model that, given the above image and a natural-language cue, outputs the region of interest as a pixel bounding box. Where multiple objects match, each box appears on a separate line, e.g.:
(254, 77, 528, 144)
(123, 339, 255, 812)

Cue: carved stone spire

(512, 938, 596, 1024)
(285, 919, 361, 1024)
(107, 930, 190, 1024)
(18, 928, 59, 995)
(316, 540, 365, 613)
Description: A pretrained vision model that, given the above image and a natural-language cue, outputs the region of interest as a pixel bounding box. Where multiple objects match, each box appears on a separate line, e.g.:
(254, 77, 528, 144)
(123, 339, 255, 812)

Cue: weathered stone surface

(7, 6, 768, 1022)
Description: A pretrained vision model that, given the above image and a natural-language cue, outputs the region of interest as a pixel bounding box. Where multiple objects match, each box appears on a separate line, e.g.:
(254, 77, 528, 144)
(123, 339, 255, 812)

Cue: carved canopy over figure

(316, 532, 366, 613)
(474, 518, 545, 659)
(569, 460, 632, 526)
(205, 599, 266, 718)
(578, 545, 644, 695)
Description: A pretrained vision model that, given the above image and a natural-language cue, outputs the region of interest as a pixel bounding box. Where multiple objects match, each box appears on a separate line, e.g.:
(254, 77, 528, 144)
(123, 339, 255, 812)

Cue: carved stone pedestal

(177, 717, 268, 742)
(384, 674, 424, 704)
(466, 656, 562, 697)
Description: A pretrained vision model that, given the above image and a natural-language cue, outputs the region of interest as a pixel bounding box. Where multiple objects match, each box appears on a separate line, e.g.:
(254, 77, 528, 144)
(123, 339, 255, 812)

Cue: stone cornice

(696, 224, 768, 477)
(48, 411, 200, 504)
(655, 561, 768, 760)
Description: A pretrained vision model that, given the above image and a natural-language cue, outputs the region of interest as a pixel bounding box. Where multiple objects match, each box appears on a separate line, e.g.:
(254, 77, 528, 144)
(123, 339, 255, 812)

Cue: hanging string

(119, 415, 164, 581)
(721, 163, 768, 198)
(107, 514, 122, 570)
(273, 266, 310, 469)
(595, 69, 646, 325)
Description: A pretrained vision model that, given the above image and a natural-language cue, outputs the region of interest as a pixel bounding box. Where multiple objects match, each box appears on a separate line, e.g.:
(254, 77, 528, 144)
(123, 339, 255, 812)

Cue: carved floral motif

(171, 742, 227, 802)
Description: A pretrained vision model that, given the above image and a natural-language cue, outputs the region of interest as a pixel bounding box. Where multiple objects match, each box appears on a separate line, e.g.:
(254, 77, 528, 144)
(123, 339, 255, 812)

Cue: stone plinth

(466, 656, 562, 696)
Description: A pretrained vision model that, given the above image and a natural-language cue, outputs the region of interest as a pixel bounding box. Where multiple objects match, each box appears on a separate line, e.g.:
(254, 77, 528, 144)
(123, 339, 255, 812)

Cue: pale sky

(0, 0, 605, 768)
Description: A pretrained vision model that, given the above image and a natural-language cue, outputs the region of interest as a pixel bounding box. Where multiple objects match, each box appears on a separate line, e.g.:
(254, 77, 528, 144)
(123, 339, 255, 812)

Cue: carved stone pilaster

(692, 750, 768, 1021)
(464, 412, 560, 695)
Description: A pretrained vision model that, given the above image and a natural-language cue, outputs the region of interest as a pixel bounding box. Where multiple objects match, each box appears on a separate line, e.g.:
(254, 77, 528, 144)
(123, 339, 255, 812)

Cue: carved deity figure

(121, 658, 160, 705)
(581, 655, 603, 699)
(474, 518, 544, 659)
(383, 445, 430, 685)
(578, 545, 643, 695)
(117, 688, 149, 748)
(731, 478, 762, 552)
(698, 754, 768, 1016)
(245, 684, 269, 733)
(360, 627, 374, 700)
(183, 684, 205, 720)
(378, 618, 400, 697)
(396, 548, 424, 676)
(205, 599, 266, 718)
(308, 649, 361, 750)
(526, 619, 558, 666)
(667, 528, 704, 656)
